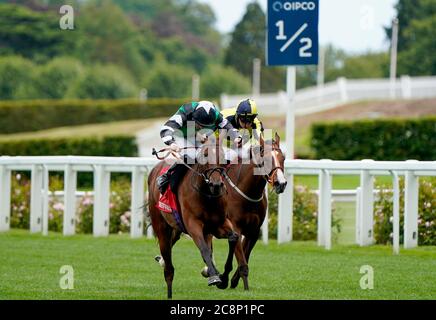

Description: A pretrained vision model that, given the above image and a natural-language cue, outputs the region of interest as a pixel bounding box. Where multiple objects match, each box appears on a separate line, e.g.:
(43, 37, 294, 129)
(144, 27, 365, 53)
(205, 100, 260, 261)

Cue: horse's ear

(275, 132, 280, 145)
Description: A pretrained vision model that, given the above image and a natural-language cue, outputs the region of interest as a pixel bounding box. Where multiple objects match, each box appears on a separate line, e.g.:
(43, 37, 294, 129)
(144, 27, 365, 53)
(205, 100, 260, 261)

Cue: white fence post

(391, 171, 400, 255)
(131, 167, 145, 238)
(355, 187, 362, 245)
(93, 165, 110, 237)
(404, 168, 419, 248)
(30, 165, 43, 233)
(220, 94, 229, 109)
(359, 167, 374, 246)
(318, 168, 332, 249)
(42, 166, 49, 236)
(63, 164, 77, 236)
(277, 172, 293, 244)
(401, 75, 412, 99)
(262, 186, 269, 245)
(0, 166, 11, 232)
(337, 77, 348, 103)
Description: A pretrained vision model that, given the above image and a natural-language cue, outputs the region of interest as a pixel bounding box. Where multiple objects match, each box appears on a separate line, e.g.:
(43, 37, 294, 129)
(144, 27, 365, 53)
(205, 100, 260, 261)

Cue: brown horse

(202, 133, 287, 290)
(148, 143, 239, 299)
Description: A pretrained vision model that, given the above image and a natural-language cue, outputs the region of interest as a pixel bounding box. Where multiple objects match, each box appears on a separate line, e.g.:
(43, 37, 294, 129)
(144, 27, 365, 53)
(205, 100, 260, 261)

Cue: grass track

(1, 230, 435, 300)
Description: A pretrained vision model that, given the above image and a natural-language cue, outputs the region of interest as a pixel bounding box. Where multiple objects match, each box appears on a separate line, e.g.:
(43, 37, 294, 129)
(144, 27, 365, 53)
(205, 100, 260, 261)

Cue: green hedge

(311, 117, 436, 160)
(0, 135, 137, 156)
(0, 98, 185, 134)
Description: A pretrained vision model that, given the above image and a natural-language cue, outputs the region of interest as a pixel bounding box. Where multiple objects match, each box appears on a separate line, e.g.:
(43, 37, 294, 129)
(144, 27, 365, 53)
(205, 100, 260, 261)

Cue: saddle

(156, 166, 187, 233)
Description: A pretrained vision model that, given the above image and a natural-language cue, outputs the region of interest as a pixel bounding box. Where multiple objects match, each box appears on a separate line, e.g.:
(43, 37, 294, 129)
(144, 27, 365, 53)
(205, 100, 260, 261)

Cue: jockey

(219, 99, 264, 160)
(157, 100, 242, 194)
(220, 99, 264, 143)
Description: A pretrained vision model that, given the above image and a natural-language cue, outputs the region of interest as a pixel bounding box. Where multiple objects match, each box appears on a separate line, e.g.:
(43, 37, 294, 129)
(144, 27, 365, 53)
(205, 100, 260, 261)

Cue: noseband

(252, 145, 284, 184)
(201, 167, 225, 184)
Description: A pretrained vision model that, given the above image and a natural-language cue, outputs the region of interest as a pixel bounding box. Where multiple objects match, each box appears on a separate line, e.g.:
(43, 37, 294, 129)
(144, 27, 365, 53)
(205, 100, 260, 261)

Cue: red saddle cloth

(155, 166, 187, 233)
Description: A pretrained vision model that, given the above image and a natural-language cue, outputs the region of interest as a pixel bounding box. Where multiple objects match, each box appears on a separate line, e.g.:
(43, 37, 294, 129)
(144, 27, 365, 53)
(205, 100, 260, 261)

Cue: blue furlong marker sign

(267, 0, 319, 66)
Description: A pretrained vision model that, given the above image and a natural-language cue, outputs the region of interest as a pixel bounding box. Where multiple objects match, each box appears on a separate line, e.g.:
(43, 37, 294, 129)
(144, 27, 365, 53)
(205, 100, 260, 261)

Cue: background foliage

(1, 0, 432, 99)
(374, 178, 436, 245)
(311, 117, 436, 160)
(0, 98, 183, 134)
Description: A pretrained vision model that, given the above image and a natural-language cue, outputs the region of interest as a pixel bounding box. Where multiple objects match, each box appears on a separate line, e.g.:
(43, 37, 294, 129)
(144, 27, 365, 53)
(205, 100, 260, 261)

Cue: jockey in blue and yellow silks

(220, 99, 264, 142)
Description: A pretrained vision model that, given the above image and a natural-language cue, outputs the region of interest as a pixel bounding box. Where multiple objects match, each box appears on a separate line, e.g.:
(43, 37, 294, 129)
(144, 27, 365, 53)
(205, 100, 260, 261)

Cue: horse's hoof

(230, 279, 239, 289)
(208, 275, 222, 286)
(216, 275, 229, 290)
(201, 267, 209, 278)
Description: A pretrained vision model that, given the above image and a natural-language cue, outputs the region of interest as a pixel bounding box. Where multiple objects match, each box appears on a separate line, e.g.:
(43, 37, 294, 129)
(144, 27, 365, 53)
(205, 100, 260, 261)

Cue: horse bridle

(220, 143, 284, 203)
(252, 145, 284, 184)
(152, 146, 227, 197)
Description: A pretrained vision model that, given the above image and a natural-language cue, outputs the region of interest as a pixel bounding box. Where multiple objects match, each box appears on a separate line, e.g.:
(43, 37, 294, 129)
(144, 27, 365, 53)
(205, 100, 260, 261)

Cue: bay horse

(147, 142, 239, 299)
(202, 132, 287, 290)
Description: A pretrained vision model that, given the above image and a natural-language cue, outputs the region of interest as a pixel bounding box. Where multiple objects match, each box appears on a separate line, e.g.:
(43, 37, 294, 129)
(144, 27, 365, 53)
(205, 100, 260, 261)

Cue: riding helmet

(192, 101, 218, 127)
(236, 99, 258, 122)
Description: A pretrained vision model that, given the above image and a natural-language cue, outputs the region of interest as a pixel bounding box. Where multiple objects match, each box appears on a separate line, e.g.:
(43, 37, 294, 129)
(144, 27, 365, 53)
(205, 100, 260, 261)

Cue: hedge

(0, 98, 186, 134)
(0, 135, 137, 156)
(311, 117, 436, 160)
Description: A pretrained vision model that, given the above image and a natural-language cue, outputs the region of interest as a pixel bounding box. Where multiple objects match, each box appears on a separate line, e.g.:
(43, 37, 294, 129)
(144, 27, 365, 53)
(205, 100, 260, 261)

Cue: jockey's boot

(157, 162, 178, 194)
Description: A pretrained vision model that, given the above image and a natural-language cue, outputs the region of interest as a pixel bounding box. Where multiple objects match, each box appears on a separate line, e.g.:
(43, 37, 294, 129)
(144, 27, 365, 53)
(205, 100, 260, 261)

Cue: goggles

(238, 114, 257, 123)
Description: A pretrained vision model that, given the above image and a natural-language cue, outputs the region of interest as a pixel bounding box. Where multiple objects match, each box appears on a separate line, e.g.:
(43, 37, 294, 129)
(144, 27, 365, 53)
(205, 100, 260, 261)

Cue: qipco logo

(273, 1, 316, 12)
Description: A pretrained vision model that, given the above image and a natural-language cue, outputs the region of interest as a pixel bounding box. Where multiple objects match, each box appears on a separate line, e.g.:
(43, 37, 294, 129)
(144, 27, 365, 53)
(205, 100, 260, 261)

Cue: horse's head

(197, 139, 226, 197)
(253, 133, 287, 194)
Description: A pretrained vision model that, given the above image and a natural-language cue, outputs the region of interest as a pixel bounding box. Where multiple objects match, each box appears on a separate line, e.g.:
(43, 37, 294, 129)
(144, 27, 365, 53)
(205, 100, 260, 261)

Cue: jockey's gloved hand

(197, 132, 208, 144)
(170, 143, 180, 153)
(234, 136, 243, 147)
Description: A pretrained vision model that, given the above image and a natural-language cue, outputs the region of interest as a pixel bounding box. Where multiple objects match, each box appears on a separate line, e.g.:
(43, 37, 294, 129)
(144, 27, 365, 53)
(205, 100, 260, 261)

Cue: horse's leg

(243, 231, 260, 263)
(201, 234, 214, 278)
(155, 229, 182, 267)
(153, 216, 176, 299)
(230, 234, 249, 290)
(231, 229, 260, 290)
(186, 219, 222, 286)
(214, 219, 240, 290)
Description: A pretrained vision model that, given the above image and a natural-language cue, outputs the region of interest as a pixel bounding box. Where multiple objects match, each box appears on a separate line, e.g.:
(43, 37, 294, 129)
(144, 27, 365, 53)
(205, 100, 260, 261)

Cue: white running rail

(220, 76, 436, 115)
(0, 156, 435, 254)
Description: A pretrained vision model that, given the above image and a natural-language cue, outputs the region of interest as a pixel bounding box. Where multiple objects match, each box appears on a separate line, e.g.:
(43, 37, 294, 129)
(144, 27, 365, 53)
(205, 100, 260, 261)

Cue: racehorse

(147, 142, 239, 299)
(202, 132, 287, 290)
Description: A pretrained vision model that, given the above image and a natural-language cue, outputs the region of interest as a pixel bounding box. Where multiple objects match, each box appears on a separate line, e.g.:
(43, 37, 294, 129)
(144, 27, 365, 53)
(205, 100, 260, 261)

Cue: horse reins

(152, 146, 227, 196)
(222, 170, 264, 202)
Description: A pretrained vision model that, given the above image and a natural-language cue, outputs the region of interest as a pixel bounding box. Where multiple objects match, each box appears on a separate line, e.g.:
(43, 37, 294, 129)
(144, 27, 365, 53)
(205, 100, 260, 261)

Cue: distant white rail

(221, 76, 436, 115)
(0, 156, 435, 254)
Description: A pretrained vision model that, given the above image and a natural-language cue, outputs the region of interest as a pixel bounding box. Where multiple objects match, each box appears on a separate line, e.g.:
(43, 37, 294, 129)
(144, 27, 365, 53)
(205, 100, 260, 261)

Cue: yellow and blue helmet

(236, 99, 258, 123)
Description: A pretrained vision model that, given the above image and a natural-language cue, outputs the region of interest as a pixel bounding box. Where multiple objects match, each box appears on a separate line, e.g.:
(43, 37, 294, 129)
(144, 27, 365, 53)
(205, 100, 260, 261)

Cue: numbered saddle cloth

(156, 166, 187, 233)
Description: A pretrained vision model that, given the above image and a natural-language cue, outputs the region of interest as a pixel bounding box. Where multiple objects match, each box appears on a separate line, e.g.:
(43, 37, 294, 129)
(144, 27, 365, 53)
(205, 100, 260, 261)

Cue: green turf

(334, 202, 356, 244)
(1, 230, 435, 300)
(295, 175, 393, 189)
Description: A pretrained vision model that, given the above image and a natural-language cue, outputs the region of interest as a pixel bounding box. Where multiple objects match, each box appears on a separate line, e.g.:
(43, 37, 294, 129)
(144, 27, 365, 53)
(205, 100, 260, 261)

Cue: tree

(224, 1, 285, 93)
(201, 65, 251, 98)
(74, 1, 147, 80)
(387, 0, 436, 75)
(296, 45, 390, 88)
(398, 15, 436, 75)
(143, 59, 193, 98)
(68, 65, 138, 99)
(0, 56, 36, 99)
(0, 4, 77, 62)
(224, 2, 265, 77)
(158, 37, 208, 73)
(34, 57, 84, 99)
